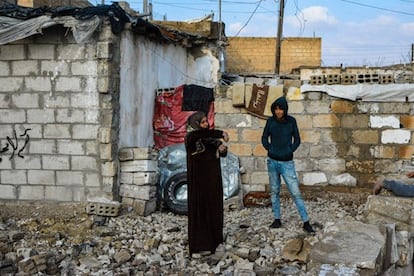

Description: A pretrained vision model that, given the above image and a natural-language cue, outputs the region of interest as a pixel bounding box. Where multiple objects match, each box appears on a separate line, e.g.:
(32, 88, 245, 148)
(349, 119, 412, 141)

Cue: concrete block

(43, 95, 70, 108)
(97, 77, 109, 93)
(97, 42, 112, 59)
(133, 147, 156, 160)
(72, 61, 98, 76)
(380, 74, 394, 84)
(14, 156, 41, 169)
(120, 172, 133, 184)
(85, 173, 100, 187)
(28, 170, 54, 185)
(381, 129, 410, 144)
(56, 171, 83, 186)
(25, 77, 52, 91)
(0, 45, 25, 60)
(44, 124, 71, 139)
(319, 158, 346, 171)
(71, 93, 99, 108)
(302, 172, 328, 186)
(126, 198, 157, 216)
(364, 195, 414, 232)
(341, 74, 356, 85)
(99, 143, 112, 160)
(71, 156, 98, 170)
(264, 85, 283, 117)
(0, 77, 23, 92)
(0, 61, 10, 76)
(56, 109, 84, 123)
(1, 170, 27, 184)
(41, 60, 70, 75)
(0, 110, 25, 123)
(72, 187, 87, 201)
(11, 60, 38, 75)
(119, 184, 157, 200)
(99, 127, 112, 143)
(396, 231, 414, 266)
(29, 140, 56, 154)
(57, 140, 84, 155)
(395, 72, 414, 84)
(0, 185, 16, 199)
(55, 77, 81, 92)
(72, 124, 99, 139)
(231, 82, 245, 107)
(310, 221, 385, 275)
(58, 44, 86, 60)
(328, 173, 357, 186)
(42, 155, 69, 170)
(325, 74, 340, 85)
(45, 186, 73, 201)
(101, 161, 117, 177)
(19, 186, 44, 200)
(357, 73, 379, 84)
(86, 201, 120, 216)
(120, 160, 157, 172)
(370, 115, 400, 129)
(119, 148, 134, 161)
(28, 44, 55, 59)
(310, 75, 324, 85)
(27, 109, 55, 123)
(133, 172, 158, 185)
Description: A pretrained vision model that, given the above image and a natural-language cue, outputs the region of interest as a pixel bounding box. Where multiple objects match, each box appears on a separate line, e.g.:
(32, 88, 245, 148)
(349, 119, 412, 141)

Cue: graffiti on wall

(0, 128, 31, 162)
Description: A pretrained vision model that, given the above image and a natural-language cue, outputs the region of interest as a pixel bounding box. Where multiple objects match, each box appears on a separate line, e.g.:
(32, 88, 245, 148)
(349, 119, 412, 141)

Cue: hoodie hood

(271, 96, 288, 118)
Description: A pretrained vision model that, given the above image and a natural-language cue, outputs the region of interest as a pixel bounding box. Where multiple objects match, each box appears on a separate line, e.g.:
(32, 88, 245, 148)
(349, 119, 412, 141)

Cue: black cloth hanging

(182, 84, 214, 114)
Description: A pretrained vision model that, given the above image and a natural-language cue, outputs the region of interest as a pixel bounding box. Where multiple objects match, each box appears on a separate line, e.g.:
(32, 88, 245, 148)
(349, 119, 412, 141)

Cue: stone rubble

(0, 192, 368, 275)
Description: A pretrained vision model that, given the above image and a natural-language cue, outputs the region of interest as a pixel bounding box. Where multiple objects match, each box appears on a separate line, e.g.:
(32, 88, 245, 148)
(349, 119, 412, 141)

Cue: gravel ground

(0, 191, 371, 275)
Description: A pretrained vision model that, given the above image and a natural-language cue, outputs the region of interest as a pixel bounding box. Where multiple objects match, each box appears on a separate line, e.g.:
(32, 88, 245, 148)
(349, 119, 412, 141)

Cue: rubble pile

(0, 193, 367, 275)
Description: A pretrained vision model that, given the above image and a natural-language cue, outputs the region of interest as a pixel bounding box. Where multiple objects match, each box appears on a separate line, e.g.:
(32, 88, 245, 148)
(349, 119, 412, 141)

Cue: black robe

(185, 128, 224, 255)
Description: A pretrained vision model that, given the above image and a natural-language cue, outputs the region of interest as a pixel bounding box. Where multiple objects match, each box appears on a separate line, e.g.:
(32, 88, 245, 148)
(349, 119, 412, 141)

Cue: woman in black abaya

(184, 112, 229, 255)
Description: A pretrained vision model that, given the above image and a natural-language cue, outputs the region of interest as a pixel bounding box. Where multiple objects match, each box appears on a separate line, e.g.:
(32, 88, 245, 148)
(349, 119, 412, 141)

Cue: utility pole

(412, 43, 414, 63)
(275, 0, 285, 75)
(143, 0, 148, 15)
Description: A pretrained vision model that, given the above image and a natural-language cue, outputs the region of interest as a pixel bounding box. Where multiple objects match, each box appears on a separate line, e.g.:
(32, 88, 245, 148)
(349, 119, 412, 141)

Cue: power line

(233, 0, 264, 37)
(339, 0, 414, 17)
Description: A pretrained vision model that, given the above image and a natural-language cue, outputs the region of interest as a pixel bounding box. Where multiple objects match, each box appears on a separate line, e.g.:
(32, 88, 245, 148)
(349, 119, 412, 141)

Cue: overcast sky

(125, 0, 414, 67)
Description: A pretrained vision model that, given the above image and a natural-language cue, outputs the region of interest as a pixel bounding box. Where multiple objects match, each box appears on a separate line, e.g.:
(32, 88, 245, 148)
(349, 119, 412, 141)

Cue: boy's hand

(407, 171, 414, 178)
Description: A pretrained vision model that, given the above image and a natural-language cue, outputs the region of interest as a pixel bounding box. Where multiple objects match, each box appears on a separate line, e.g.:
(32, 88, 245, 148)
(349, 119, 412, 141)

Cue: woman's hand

(222, 131, 229, 142)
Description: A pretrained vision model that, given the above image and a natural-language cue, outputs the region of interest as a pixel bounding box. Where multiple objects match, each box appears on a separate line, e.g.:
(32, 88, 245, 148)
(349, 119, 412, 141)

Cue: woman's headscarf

(186, 111, 206, 132)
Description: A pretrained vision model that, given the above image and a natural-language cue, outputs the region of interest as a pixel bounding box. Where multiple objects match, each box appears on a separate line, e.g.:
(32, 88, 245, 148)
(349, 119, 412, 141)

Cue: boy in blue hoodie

(261, 96, 315, 234)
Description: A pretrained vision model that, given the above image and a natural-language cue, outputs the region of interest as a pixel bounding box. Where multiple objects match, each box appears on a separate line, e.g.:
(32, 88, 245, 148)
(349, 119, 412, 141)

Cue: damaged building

(1, 0, 414, 274)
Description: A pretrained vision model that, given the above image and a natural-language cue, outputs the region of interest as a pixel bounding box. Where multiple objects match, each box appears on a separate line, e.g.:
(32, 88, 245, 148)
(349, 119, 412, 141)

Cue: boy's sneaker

(270, 219, 281, 228)
(303, 221, 315, 234)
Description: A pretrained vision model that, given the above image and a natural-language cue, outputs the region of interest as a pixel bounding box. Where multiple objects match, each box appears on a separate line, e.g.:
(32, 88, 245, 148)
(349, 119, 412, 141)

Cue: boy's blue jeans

(266, 158, 309, 222)
(383, 180, 414, 197)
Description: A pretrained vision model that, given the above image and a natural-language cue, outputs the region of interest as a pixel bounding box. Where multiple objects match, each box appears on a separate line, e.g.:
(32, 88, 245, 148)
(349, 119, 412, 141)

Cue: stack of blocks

(118, 147, 159, 216)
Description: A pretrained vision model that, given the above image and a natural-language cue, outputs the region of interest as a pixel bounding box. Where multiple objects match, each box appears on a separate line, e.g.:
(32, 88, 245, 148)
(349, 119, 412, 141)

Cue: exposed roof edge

(0, 2, 220, 47)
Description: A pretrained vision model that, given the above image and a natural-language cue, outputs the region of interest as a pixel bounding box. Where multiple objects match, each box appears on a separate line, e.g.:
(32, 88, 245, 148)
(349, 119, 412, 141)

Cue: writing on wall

(0, 128, 31, 162)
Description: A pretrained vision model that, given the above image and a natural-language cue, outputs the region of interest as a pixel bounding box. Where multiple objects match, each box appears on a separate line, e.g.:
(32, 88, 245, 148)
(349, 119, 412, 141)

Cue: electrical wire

(339, 0, 414, 16)
(233, 0, 263, 37)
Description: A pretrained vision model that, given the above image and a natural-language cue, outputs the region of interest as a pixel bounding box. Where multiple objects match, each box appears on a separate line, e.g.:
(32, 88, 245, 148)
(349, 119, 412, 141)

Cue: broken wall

(214, 65, 414, 195)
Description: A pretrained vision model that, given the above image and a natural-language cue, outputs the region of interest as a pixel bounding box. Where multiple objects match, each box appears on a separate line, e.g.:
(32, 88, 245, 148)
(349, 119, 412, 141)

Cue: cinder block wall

(0, 22, 120, 202)
(225, 37, 321, 75)
(214, 72, 414, 195)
